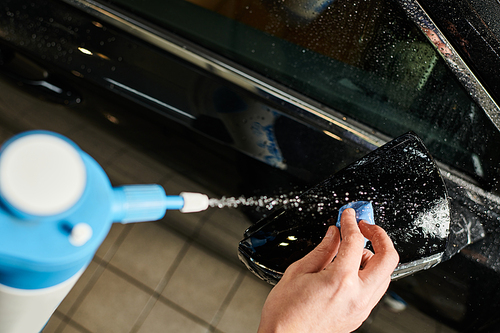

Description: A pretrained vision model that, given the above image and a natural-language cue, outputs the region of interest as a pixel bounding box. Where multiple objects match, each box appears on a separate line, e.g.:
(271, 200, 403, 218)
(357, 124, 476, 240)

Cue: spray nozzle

(0, 131, 211, 299)
(0, 130, 211, 225)
(112, 186, 210, 223)
(179, 192, 210, 213)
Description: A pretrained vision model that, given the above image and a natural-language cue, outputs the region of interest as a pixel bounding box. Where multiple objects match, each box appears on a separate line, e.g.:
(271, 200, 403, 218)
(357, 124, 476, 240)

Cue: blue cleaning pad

(336, 201, 375, 246)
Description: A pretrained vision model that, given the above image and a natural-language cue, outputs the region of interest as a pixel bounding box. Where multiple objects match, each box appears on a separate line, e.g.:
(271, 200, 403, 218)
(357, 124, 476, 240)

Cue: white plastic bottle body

(0, 268, 84, 333)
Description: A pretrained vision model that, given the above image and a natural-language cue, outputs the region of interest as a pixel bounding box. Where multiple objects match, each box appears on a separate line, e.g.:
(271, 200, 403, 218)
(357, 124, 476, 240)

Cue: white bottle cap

(69, 223, 93, 246)
(0, 133, 87, 216)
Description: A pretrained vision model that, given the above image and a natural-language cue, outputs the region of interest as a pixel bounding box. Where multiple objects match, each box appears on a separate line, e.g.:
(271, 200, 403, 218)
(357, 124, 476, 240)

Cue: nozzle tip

(179, 192, 209, 213)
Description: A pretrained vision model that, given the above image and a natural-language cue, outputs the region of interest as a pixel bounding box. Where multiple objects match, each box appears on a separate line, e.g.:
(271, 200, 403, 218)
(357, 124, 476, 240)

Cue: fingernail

(344, 208, 355, 216)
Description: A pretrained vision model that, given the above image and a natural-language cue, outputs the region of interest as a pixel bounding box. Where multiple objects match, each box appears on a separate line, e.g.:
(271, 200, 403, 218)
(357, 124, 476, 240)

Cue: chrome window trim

(61, 0, 388, 150)
(398, 0, 500, 130)
(63, 0, 500, 132)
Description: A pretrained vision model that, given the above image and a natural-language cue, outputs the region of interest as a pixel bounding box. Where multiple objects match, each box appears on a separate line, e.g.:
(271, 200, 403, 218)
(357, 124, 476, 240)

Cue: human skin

(258, 208, 400, 333)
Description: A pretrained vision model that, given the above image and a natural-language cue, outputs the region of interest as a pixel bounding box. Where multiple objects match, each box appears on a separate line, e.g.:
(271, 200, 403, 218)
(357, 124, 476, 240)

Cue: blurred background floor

(0, 77, 456, 333)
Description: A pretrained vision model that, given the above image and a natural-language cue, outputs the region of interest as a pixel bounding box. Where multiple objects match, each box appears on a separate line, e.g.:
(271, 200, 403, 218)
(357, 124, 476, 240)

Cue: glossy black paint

(239, 133, 450, 284)
(1, 0, 500, 332)
(0, 0, 370, 185)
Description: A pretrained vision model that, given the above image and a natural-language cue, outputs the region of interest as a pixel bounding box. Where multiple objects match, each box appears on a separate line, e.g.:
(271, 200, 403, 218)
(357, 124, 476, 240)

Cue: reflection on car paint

(214, 87, 286, 169)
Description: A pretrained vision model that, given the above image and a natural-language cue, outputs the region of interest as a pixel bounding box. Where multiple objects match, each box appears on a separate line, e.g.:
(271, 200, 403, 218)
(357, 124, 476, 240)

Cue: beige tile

(162, 173, 217, 199)
(0, 78, 82, 134)
(216, 273, 272, 333)
(42, 312, 64, 332)
(109, 222, 187, 289)
(106, 163, 141, 187)
(61, 321, 89, 333)
(57, 261, 104, 315)
(194, 218, 243, 266)
(108, 149, 174, 184)
(19, 102, 83, 134)
(137, 300, 208, 333)
(162, 244, 240, 323)
(161, 209, 208, 238)
(201, 207, 253, 263)
(94, 223, 131, 262)
(207, 207, 253, 239)
(66, 126, 127, 167)
(70, 269, 151, 333)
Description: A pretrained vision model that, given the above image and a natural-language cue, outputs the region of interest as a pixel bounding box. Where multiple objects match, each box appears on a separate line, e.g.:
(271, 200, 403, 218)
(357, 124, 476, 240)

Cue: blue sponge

(336, 201, 375, 246)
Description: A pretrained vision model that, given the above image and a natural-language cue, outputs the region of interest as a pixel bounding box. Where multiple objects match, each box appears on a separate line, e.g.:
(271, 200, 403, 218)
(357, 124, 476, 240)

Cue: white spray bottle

(0, 130, 209, 333)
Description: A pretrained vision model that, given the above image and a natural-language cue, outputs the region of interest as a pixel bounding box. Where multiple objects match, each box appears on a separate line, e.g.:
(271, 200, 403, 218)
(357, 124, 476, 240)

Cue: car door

(1, 0, 500, 331)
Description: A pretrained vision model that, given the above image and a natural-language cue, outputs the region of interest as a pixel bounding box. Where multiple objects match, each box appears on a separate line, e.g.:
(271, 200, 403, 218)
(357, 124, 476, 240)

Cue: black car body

(1, 0, 500, 331)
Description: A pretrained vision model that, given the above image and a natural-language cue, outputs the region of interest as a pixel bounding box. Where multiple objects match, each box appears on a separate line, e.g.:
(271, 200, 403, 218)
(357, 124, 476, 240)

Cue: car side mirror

(238, 132, 451, 284)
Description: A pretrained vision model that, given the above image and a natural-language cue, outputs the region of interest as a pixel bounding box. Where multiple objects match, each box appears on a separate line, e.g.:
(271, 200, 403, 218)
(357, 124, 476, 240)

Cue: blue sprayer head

(0, 130, 209, 290)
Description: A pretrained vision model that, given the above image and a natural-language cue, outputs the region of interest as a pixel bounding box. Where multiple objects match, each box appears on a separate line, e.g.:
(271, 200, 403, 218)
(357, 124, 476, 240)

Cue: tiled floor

(0, 77, 457, 332)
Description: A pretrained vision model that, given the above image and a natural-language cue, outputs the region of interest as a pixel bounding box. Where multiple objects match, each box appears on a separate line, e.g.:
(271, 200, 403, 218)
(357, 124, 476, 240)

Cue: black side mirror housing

(239, 132, 451, 284)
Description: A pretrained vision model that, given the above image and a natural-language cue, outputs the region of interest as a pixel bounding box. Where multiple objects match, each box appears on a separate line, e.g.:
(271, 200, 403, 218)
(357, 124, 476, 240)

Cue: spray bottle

(0, 130, 210, 333)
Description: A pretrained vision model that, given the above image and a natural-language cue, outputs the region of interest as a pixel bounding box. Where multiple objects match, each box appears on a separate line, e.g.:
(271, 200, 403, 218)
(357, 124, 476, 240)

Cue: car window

(105, 0, 500, 193)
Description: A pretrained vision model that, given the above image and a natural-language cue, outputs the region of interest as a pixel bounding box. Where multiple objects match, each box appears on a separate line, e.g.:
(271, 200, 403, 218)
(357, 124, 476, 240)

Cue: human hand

(258, 208, 399, 333)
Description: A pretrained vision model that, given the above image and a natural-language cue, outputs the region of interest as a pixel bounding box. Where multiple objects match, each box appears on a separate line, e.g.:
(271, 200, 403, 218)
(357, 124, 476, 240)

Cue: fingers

(286, 208, 398, 287)
(326, 208, 365, 274)
(358, 221, 399, 284)
(289, 225, 341, 275)
(360, 248, 374, 270)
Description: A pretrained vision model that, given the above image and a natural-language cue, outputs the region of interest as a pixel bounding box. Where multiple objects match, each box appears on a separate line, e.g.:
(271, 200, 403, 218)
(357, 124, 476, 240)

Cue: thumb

(291, 225, 340, 274)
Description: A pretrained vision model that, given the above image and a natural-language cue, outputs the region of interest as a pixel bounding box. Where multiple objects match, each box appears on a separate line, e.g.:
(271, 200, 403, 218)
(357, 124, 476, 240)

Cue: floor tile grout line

(60, 224, 133, 329)
(63, 207, 244, 333)
(126, 239, 198, 332)
(157, 294, 216, 331)
(127, 234, 195, 333)
(127, 295, 161, 333)
(53, 310, 93, 333)
(61, 214, 207, 333)
(158, 207, 215, 237)
(100, 259, 156, 294)
(62, 262, 106, 319)
(154, 212, 210, 294)
(158, 212, 248, 272)
(64, 257, 163, 333)
(51, 311, 68, 333)
(128, 215, 217, 333)
(64, 319, 94, 333)
(99, 223, 134, 263)
(208, 268, 247, 332)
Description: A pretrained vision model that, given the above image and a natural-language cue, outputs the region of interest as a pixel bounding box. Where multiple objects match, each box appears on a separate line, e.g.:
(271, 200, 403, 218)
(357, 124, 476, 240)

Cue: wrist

(258, 318, 297, 333)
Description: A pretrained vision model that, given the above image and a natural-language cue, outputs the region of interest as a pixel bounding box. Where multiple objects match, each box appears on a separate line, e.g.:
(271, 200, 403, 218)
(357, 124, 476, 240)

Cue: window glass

(105, 0, 500, 192)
